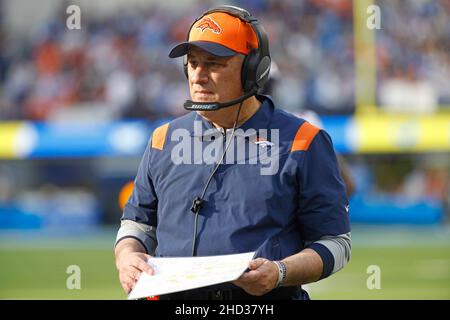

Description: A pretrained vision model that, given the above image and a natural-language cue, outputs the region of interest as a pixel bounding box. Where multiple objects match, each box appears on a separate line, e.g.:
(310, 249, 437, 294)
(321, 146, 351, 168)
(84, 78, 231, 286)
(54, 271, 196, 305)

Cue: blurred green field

(0, 248, 124, 299)
(0, 226, 449, 299)
(308, 245, 450, 299)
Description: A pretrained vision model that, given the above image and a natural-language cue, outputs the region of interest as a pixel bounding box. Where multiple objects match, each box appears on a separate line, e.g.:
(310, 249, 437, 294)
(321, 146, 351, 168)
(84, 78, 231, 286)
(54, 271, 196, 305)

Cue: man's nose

(190, 64, 208, 84)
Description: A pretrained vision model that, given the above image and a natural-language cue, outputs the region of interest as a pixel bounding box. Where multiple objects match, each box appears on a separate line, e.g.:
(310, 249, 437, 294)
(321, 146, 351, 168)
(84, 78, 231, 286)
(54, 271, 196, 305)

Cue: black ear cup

(255, 55, 271, 89)
(241, 49, 259, 93)
(241, 50, 271, 93)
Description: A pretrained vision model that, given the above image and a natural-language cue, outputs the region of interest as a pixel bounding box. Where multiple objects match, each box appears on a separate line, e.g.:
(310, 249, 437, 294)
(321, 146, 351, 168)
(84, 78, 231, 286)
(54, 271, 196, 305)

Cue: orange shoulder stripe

(151, 123, 169, 150)
(291, 122, 320, 152)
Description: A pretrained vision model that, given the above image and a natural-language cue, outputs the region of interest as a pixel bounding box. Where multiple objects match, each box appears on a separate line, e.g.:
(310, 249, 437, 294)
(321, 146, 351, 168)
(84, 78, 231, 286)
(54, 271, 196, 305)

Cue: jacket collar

(190, 94, 275, 138)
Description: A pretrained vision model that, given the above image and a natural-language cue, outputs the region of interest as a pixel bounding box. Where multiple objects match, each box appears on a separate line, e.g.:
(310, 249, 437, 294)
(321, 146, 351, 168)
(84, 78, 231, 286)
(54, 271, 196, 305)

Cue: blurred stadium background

(0, 0, 449, 299)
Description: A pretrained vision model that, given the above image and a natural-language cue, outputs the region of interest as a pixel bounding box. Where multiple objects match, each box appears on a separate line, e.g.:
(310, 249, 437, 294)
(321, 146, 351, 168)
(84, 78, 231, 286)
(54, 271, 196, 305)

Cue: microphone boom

(184, 89, 257, 111)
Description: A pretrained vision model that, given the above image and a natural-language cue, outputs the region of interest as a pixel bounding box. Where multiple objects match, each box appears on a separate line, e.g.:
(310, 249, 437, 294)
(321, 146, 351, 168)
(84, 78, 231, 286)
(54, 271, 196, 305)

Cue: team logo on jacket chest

(170, 121, 280, 175)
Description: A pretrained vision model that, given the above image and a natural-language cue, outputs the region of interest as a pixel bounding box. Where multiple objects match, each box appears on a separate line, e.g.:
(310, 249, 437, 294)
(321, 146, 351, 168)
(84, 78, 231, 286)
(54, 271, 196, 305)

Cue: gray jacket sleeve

(306, 232, 351, 277)
(115, 219, 157, 255)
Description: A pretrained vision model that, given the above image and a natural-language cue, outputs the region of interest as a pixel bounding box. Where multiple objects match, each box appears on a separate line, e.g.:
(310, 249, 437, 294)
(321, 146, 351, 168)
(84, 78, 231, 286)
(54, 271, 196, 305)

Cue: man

(115, 6, 351, 300)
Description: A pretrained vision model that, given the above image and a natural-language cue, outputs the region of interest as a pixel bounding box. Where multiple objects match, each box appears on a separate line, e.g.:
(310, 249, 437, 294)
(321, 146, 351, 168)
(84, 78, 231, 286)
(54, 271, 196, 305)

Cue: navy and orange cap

(169, 12, 258, 58)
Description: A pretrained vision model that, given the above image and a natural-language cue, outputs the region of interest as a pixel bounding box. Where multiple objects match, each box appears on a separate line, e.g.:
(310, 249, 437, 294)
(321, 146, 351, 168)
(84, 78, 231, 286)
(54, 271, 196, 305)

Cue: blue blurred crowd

(0, 0, 449, 121)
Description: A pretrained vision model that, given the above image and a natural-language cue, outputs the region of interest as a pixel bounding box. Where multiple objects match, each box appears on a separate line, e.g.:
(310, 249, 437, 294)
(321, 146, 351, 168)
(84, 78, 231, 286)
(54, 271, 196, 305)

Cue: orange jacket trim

(291, 122, 320, 152)
(151, 123, 169, 150)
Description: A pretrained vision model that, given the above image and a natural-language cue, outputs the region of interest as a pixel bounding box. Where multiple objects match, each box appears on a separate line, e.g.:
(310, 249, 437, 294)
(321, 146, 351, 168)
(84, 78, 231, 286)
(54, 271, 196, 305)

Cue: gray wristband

(274, 261, 287, 288)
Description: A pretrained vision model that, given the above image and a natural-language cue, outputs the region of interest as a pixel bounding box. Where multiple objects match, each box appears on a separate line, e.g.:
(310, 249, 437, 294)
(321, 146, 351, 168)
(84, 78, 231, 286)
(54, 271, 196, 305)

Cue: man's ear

(183, 55, 189, 79)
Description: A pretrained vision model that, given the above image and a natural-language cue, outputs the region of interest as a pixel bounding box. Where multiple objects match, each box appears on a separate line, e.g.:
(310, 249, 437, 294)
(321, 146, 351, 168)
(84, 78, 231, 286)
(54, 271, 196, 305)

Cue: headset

(183, 5, 271, 111)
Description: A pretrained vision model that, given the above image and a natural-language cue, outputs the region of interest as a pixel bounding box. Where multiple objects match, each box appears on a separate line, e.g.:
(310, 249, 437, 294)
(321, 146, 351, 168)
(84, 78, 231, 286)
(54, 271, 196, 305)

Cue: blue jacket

(123, 95, 350, 275)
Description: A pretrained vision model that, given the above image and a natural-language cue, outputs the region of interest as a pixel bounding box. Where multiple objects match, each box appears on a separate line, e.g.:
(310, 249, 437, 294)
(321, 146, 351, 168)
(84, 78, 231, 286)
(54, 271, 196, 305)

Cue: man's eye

(189, 61, 198, 67)
(206, 62, 220, 67)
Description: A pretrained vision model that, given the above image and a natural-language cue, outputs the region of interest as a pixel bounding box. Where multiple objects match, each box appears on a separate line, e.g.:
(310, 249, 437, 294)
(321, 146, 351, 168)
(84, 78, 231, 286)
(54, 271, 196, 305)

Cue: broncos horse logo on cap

(196, 16, 222, 34)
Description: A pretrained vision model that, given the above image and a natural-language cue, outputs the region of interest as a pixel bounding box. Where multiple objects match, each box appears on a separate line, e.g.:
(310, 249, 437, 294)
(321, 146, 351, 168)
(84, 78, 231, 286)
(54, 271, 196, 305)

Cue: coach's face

(187, 46, 244, 105)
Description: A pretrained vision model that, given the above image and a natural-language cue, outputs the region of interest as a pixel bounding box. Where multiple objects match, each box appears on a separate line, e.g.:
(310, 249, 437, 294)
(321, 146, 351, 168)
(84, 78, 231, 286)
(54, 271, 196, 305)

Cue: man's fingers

(123, 264, 142, 279)
(117, 252, 154, 295)
(135, 258, 154, 275)
(248, 258, 267, 270)
(129, 269, 141, 281)
(124, 283, 132, 294)
(121, 267, 144, 292)
(239, 269, 260, 283)
(124, 254, 153, 276)
(120, 267, 141, 289)
(238, 259, 268, 283)
(120, 277, 134, 294)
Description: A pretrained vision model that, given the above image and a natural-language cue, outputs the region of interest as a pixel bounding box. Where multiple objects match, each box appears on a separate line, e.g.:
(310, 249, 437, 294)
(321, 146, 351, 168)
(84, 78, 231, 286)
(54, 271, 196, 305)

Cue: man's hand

(116, 251, 154, 294)
(233, 258, 279, 296)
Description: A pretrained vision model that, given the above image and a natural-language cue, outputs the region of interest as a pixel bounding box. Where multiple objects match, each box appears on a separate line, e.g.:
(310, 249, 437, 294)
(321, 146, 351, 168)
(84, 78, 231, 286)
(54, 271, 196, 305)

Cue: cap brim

(169, 41, 237, 58)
